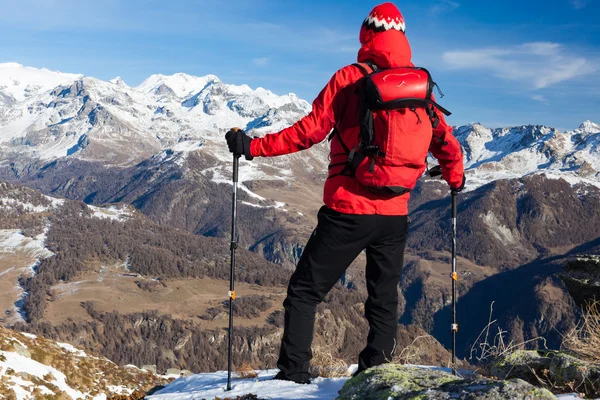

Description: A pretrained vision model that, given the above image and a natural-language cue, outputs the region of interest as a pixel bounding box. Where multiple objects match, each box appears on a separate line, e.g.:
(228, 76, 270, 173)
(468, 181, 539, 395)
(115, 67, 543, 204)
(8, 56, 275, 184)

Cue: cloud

(570, 0, 590, 9)
(531, 94, 548, 104)
(431, 0, 460, 14)
(442, 42, 596, 89)
(252, 57, 270, 67)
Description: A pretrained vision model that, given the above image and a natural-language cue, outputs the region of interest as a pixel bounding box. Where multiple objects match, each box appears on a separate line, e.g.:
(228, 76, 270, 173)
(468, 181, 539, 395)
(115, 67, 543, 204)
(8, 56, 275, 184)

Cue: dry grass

(563, 300, 600, 363)
(309, 345, 349, 378)
(469, 302, 546, 369)
(389, 335, 438, 366)
(235, 362, 259, 379)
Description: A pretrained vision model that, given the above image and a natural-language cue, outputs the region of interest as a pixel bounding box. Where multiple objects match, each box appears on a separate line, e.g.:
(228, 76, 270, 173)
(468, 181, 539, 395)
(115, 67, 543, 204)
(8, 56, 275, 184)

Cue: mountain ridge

(1, 62, 598, 193)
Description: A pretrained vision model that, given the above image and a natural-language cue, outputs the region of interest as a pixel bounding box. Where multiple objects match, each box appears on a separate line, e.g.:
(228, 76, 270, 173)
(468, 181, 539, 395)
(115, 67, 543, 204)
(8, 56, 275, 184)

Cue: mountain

(4, 63, 598, 191)
(0, 62, 322, 174)
(2, 64, 599, 267)
(455, 121, 600, 190)
(1, 62, 600, 374)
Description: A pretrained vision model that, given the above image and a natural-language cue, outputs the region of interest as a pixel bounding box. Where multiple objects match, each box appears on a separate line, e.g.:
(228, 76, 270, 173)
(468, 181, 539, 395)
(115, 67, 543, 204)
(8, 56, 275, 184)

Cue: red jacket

(250, 30, 464, 216)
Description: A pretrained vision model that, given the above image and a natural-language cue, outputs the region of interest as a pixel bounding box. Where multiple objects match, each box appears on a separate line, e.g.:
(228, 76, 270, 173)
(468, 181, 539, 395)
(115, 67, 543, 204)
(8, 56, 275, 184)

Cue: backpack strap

(328, 63, 378, 179)
(352, 62, 377, 75)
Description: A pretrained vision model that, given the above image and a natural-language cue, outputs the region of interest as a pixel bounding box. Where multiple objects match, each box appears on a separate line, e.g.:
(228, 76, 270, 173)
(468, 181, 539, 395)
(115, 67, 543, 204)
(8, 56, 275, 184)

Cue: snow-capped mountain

(456, 121, 600, 189)
(1, 62, 599, 193)
(0, 62, 313, 167)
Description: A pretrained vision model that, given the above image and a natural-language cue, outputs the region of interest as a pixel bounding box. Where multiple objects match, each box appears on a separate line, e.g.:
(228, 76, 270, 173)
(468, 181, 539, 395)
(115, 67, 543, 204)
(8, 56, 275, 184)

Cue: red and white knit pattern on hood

(360, 2, 406, 45)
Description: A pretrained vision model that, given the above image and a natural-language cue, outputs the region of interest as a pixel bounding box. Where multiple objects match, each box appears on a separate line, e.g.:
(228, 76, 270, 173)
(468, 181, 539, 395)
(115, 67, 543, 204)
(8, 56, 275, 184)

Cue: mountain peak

(110, 76, 128, 87)
(579, 120, 600, 133)
(0, 62, 81, 102)
(136, 72, 220, 98)
(0, 62, 24, 69)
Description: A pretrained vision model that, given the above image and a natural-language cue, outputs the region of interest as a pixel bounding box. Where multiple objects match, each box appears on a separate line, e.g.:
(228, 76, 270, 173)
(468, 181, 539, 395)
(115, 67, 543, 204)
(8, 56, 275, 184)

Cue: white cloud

(442, 42, 596, 90)
(531, 94, 548, 104)
(571, 0, 589, 9)
(252, 57, 270, 67)
(431, 0, 460, 14)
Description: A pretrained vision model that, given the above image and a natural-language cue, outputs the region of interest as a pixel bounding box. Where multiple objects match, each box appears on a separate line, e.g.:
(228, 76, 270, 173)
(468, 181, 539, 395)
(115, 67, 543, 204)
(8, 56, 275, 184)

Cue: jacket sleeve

(428, 105, 465, 189)
(250, 68, 352, 158)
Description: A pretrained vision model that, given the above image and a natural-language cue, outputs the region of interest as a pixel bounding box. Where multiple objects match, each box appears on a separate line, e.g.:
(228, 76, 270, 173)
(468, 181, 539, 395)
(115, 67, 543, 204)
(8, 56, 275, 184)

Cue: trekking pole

(227, 153, 240, 391)
(451, 191, 458, 375)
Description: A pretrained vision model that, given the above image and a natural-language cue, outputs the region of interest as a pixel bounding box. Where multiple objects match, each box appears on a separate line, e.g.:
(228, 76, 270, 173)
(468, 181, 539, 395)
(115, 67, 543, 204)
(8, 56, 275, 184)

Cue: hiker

(226, 2, 465, 384)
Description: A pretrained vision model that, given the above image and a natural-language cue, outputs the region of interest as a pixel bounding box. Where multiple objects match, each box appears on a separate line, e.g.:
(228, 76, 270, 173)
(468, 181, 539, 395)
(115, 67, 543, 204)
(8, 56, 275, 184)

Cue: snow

(88, 205, 133, 221)
(20, 333, 37, 340)
(0, 63, 314, 171)
(146, 367, 595, 400)
(455, 122, 600, 192)
(0, 229, 54, 260)
(0, 196, 63, 213)
(137, 72, 220, 98)
(147, 369, 349, 400)
(0, 350, 86, 399)
(0, 62, 81, 102)
(56, 342, 87, 357)
(172, 140, 204, 152)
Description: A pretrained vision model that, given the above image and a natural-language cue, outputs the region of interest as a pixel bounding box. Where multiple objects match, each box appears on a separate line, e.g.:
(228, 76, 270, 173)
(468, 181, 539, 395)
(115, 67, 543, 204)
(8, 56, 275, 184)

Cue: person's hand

(451, 174, 466, 194)
(225, 128, 253, 161)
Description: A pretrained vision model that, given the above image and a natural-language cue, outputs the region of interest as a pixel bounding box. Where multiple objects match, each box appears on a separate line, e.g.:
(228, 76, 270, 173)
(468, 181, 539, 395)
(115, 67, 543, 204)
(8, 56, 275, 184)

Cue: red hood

(357, 30, 413, 68)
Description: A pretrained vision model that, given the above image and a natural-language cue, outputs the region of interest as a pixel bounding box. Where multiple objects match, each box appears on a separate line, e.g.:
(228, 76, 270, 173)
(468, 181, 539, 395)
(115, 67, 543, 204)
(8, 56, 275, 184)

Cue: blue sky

(0, 0, 598, 129)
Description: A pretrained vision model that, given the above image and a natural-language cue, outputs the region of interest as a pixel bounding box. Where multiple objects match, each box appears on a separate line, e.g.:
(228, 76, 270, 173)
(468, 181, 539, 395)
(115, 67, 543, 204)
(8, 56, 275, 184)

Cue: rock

(164, 368, 193, 377)
(336, 363, 555, 400)
(492, 350, 600, 398)
(141, 365, 157, 374)
(12, 342, 31, 358)
(491, 350, 552, 383)
(560, 255, 600, 308)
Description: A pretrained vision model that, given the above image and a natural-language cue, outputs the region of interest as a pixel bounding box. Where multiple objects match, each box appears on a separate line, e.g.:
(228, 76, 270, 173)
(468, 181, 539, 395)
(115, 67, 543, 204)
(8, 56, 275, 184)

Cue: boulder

(492, 350, 600, 398)
(560, 255, 600, 308)
(336, 364, 555, 400)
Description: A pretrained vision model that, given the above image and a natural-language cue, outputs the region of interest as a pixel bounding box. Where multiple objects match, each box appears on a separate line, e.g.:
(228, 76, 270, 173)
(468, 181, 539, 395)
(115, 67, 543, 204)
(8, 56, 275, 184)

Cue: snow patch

(20, 332, 37, 340)
(0, 229, 54, 261)
(0, 350, 86, 399)
(56, 342, 87, 357)
(147, 369, 348, 400)
(171, 140, 204, 152)
(88, 205, 133, 221)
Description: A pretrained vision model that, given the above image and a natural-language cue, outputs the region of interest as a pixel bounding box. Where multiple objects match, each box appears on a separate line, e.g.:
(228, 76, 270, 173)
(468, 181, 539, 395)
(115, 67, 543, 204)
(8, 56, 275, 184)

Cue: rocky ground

(335, 364, 555, 400)
(492, 350, 600, 398)
(0, 326, 172, 399)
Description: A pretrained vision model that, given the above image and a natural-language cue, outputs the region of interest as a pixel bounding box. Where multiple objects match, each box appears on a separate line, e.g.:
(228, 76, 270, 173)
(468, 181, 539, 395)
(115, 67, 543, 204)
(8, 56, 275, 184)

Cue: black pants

(276, 206, 409, 382)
